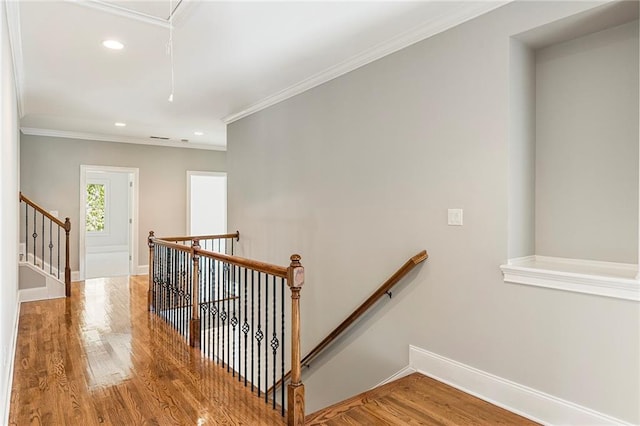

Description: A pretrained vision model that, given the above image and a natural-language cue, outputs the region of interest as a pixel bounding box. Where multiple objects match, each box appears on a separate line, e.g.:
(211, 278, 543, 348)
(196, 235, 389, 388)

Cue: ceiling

(9, 0, 507, 150)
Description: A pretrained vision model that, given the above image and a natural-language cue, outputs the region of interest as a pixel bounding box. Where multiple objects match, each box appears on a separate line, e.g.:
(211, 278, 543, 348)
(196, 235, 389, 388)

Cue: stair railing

(19, 192, 71, 296)
(148, 231, 306, 425)
(269, 249, 428, 396)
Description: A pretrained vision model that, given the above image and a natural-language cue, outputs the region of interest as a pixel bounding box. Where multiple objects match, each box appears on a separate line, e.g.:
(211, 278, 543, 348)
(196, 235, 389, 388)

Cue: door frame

(186, 171, 227, 236)
(79, 165, 139, 280)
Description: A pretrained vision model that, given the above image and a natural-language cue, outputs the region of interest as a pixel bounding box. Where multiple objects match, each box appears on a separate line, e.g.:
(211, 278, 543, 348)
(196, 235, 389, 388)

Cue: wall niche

(503, 1, 639, 301)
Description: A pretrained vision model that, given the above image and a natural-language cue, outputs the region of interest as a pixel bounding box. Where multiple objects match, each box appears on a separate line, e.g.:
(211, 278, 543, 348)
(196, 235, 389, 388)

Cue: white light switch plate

(49, 210, 59, 218)
(448, 209, 463, 226)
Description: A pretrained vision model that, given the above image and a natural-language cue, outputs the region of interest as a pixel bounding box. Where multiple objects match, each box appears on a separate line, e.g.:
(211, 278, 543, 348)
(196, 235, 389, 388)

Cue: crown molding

(20, 127, 226, 151)
(67, 0, 171, 28)
(5, 0, 25, 118)
(223, 1, 510, 124)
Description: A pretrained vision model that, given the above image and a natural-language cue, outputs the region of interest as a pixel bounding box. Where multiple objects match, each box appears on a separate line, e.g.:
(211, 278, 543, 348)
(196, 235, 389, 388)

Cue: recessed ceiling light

(194, 131, 204, 136)
(114, 122, 126, 127)
(102, 40, 124, 50)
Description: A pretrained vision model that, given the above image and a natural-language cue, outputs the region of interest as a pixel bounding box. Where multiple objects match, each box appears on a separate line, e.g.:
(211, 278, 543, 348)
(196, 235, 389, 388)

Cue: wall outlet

(448, 209, 463, 226)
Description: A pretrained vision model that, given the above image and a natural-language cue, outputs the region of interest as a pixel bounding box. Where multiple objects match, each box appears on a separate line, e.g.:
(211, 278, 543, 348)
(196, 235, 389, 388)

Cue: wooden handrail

(152, 237, 289, 278)
(160, 231, 240, 242)
(271, 249, 428, 395)
(19, 192, 65, 227)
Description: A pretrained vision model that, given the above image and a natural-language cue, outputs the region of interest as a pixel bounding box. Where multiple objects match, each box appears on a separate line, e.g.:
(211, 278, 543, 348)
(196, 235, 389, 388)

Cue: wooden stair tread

(306, 372, 539, 425)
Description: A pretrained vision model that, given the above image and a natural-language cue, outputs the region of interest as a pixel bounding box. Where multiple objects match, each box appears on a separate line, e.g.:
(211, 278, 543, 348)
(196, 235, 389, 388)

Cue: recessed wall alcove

(503, 1, 640, 301)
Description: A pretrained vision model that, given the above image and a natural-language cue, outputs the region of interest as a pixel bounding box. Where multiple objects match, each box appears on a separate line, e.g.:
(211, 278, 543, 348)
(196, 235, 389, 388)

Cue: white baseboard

(135, 264, 148, 275)
(372, 366, 416, 389)
(71, 271, 80, 281)
(408, 345, 632, 425)
(2, 294, 20, 425)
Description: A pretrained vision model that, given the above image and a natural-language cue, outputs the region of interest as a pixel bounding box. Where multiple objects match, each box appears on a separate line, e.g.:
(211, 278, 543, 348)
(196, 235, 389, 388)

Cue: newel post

(189, 239, 201, 348)
(64, 218, 71, 297)
(147, 231, 155, 311)
(287, 254, 305, 425)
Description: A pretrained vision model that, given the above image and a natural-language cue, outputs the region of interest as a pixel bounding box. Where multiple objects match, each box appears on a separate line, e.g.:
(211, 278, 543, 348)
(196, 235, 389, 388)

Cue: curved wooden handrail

(269, 249, 428, 394)
(152, 237, 289, 278)
(160, 231, 240, 242)
(19, 192, 65, 227)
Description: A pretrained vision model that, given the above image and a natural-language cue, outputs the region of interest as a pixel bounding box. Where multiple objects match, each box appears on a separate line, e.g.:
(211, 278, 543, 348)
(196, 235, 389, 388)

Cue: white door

(84, 171, 131, 278)
(188, 172, 227, 235)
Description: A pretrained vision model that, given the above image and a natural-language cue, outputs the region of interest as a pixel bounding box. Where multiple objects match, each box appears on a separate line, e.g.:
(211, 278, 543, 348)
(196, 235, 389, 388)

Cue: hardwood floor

(9, 275, 285, 425)
(11, 275, 537, 425)
(305, 373, 538, 425)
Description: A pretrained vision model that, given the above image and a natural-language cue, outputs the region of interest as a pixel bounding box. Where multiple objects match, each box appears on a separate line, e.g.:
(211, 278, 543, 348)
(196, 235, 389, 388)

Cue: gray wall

(508, 38, 536, 259)
(228, 1, 639, 423)
(0, 2, 20, 422)
(535, 20, 639, 263)
(20, 135, 226, 271)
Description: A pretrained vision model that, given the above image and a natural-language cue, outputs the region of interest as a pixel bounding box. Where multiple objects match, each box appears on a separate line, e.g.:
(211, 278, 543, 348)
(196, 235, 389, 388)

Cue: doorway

(80, 165, 139, 280)
(187, 171, 227, 235)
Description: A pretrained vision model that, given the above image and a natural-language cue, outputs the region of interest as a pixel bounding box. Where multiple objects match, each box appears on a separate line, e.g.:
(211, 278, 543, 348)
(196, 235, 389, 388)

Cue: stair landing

(306, 372, 538, 425)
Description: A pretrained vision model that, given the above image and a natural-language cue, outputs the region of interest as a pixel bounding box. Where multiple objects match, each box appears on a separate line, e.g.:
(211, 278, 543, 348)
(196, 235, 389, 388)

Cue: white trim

(135, 264, 149, 276)
(20, 128, 226, 151)
(67, 0, 171, 28)
(408, 345, 633, 426)
(19, 257, 65, 286)
(80, 166, 139, 281)
(4, 0, 24, 118)
(500, 255, 639, 302)
(18, 263, 66, 302)
(372, 366, 416, 389)
(71, 270, 80, 282)
(2, 294, 20, 426)
(223, 1, 509, 124)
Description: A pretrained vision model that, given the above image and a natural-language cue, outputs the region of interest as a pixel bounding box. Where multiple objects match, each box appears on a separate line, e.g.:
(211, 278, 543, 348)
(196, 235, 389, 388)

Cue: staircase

(18, 193, 71, 302)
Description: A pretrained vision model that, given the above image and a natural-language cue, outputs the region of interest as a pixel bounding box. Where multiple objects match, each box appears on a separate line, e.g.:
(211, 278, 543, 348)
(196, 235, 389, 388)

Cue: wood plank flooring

(9, 275, 285, 425)
(306, 372, 538, 425)
(11, 275, 538, 425)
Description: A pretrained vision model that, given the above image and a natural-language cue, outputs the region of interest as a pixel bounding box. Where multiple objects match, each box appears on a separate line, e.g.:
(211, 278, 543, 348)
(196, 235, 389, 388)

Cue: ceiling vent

(149, 136, 169, 140)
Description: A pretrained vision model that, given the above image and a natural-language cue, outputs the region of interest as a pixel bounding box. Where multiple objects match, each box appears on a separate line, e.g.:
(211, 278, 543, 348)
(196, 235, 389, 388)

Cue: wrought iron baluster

(231, 264, 238, 377)
(32, 208, 37, 266)
(265, 272, 269, 402)
(57, 226, 60, 279)
(25, 204, 28, 262)
(243, 267, 249, 387)
(271, 274, 278, 408)
(217, 257, 221, 364)
(49, 219, 53, 275)
(226, 261, 230, 372)
(41, 213, 44, 270)
(256, 271, 262, 397)
(251, 269, 255, 392)
(281, 276, 285, 415)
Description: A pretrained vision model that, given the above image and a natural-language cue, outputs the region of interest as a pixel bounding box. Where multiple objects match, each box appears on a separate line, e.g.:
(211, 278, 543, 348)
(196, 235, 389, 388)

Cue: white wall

(0, 1, 20, 422)
(228, 1, 640, 423)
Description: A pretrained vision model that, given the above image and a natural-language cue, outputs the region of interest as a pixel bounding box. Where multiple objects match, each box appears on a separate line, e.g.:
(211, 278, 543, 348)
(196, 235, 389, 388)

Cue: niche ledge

(500, 256, 639, 302)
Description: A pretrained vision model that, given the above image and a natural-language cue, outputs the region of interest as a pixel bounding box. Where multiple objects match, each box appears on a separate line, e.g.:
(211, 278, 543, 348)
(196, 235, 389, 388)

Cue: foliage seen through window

(86, 183, 106, 232)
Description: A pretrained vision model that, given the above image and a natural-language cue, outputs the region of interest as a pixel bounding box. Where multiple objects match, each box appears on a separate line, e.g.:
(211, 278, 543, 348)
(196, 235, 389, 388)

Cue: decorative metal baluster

(224, 263, 231, 373)
(57, 226, 60, 279)
(271, 274, 279, 408)
(256, 271, 262, 397)
(281, 276, 285, 415)
(265, 272, 269, 403)
(243, 267, 249, 387)
(251, 270, 255, 392)
(231, 264, 238, 377)
(25, 204, 28, 262)
(41, 212, 44, 271)
(217, 257, 222, 364)
(49, 219, 53, 275)
(231, 237, 234, 256)
(32, 208, 37, 266)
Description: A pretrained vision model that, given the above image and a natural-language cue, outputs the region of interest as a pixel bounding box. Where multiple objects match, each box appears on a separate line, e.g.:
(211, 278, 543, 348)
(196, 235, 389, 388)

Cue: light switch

(448, 209, 463, 226)
(49, 210, 59, 218)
